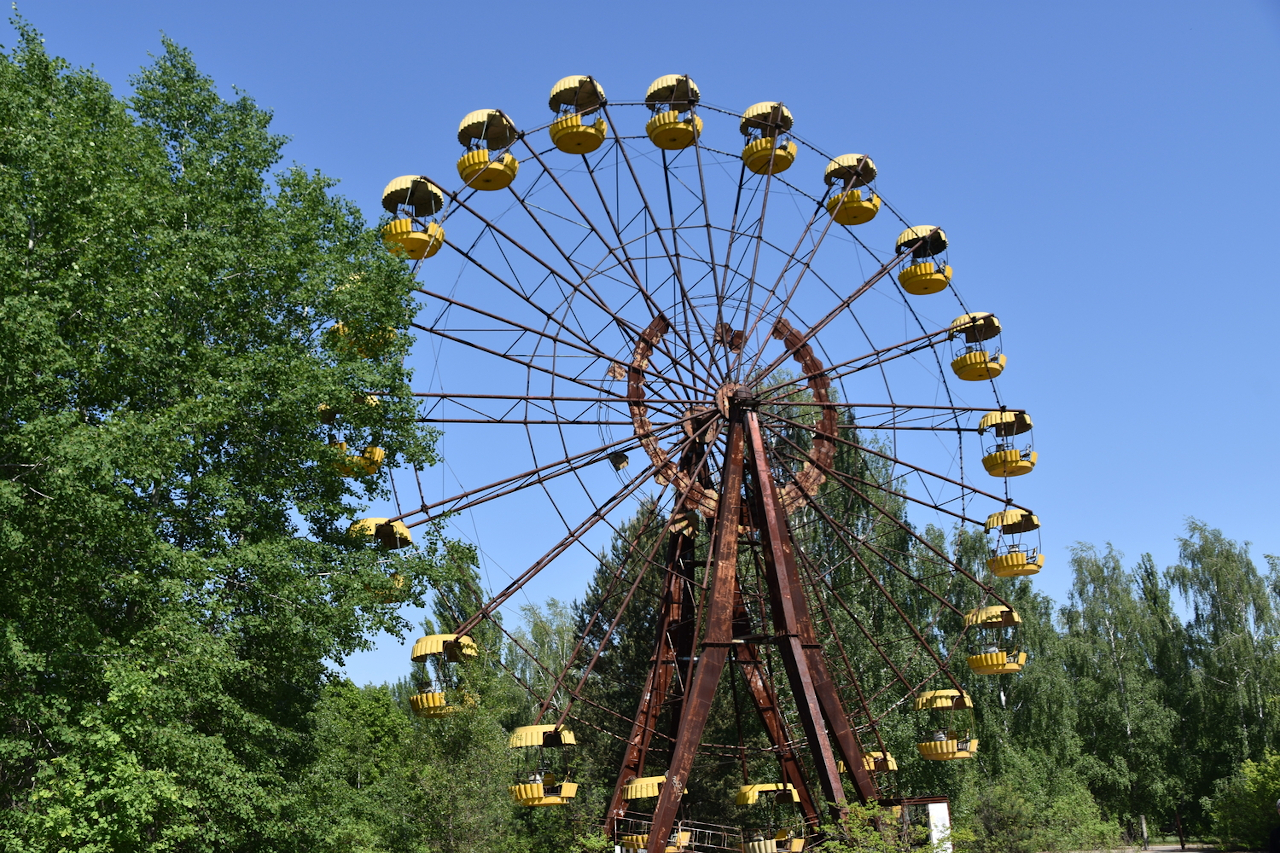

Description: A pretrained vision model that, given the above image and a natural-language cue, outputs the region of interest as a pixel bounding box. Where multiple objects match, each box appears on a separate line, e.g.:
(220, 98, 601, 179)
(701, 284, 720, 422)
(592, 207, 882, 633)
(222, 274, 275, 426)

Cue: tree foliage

(0, 21, 449, 851)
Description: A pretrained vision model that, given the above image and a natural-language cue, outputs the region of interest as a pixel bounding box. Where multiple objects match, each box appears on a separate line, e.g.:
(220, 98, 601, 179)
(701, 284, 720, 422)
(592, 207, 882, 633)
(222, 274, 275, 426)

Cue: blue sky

(14, 1, 1280, 687)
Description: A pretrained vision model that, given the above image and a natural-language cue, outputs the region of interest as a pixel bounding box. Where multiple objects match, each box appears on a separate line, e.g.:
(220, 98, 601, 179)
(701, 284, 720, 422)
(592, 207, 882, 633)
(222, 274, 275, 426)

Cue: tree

(1058, 544, 1178, 828)
(1165, 520, 1280, 830)
(0, 21, 446, 851)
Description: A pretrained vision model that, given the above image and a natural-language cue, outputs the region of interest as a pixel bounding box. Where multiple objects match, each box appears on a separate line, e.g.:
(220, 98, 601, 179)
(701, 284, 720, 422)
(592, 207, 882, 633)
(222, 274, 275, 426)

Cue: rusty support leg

(745, 411, 878, 809)
(644, 412, 746, 853)
(605, 526, 698, 836)
(734, 639, 820, 827)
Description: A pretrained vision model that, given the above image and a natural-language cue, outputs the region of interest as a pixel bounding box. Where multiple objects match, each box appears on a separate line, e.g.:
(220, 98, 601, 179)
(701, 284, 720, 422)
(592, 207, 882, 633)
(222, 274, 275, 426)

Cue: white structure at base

(927, 801, 953, 853)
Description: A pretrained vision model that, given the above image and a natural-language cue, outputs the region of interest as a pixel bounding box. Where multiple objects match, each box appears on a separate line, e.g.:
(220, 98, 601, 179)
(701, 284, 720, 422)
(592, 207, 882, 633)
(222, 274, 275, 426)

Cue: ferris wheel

(343, 73, 1043, 852)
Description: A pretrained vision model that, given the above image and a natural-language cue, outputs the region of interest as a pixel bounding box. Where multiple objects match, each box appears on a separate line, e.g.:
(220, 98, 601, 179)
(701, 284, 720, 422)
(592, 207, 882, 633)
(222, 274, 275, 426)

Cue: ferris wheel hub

(714, 382, 747, 417)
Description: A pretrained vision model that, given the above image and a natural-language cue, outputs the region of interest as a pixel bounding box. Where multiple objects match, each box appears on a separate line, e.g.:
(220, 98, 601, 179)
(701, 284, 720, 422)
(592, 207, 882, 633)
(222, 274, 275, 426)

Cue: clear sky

(13, 0, 1280, 687)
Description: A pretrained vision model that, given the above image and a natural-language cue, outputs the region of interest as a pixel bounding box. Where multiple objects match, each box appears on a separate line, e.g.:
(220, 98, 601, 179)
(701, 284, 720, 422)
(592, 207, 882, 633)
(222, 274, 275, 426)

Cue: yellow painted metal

(968, 651, 1028, 675)
(914, 689, 972, 711)
(410, 633, 478, 662)
(965, 605, 1021, 627)
(645, 74, 700, 110)
(409, 691, 450, 717)
(985, 508, 1040, 535)
(332, 443, 384, 477)
(549, 114, 608, 154)
(622, 774, 665, 799)
(549, 75, 605, 113)
(895, 225, 948, 256)
(329, 322, 397, 358)
(348, 517, 412, 550)
(982, 448, 1037, 477)
(949, 312, 1001, 342)
(456, 109, 517, 148)
(508, 724, 577, 748)
(740, 101, 794, 135)
(979, 410, 1033, 436)
(646, 110, 703, 149)
(741, 138, 797, 175)
(380, 176, 444, 217)
(898, 261, 951, 295)
(516, 779, 579, 807)
(382, 218, 444, 259)
(510, 781, 543, 803)
(951, 350, 1006, 381)
(456, 150, 520, 190)
(824, 153, 877, 187)
(826, 190, 881, 225)
(777, 833, 806, 852)
(863, 751, 898, 771)
(736, 782, 800, 805)
(916, 737, 979, 761)
(988, 550, 1045, 577)
(744, 841, 775, 853)
(621, 831, 692, 852)
(409, 690, 474, 717)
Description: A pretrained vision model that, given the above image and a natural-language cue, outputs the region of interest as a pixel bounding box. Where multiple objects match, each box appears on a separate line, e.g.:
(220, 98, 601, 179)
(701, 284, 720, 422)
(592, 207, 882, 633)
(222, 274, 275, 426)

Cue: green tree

(0, 22, 445, 851)
(1208, 751, 1280, 850)
(1165, 520, 1280, 831)
(1059, 544, 1178, 828)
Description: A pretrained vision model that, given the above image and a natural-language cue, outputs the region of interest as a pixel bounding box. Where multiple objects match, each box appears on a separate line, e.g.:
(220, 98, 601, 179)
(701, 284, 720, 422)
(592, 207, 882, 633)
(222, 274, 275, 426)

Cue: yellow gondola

(645, 75, 702, 150)
(978, 409, 1037, 477)
(548, 75, 608, 154)
(895, 225, 951, 295)
(739, 102, 796, 175)
(508, 725, 578, 806)
(914, 690, 978, 761)
(379, 176, 446, 259)
(949, 313, 1006, 380)
(456, 109, 520, 190)
(965, 605, 1027, 675)
(824, 154, 880, 225)
(409, 634, 478, 718)
(985, 508, 1045, 577)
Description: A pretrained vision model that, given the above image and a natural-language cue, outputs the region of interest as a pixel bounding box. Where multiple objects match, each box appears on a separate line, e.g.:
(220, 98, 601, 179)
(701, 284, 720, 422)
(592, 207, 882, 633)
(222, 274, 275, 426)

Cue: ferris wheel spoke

(439, 182, 704, 381)
(599, 105, 723, 379)
(451, 457, 661, 637)
(415, 321, 715, 402)
(433, 234, 620, 360)
(395, 423, 681, 527)
(790, 495, 967, 695)
(793, 546, 889, 730)
(756, 324, 953, 401)
(690, 140, 725, 340)
(565, 140, 722, 390)
(658, 147, 727, 380)
(414, 286, 617, 364)
(501, 172, 699, 382)
(750, 234, 931, 384)
(761, 411, 1022, 515)
(732, 189, 837, 384)
(760, 419, 1011, 614)
(545, 442, 724, 727)
(759, 399, 1022, 432)
(491, 616, 667, 737)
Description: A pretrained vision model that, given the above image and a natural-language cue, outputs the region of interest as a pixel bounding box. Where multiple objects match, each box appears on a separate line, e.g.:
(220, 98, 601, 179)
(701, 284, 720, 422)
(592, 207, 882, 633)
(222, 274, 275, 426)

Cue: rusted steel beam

(734, 638, 820, 827)
(644, 409, 746, 853)
(745, 410, 878, 808)
(605, 526, 698, 836)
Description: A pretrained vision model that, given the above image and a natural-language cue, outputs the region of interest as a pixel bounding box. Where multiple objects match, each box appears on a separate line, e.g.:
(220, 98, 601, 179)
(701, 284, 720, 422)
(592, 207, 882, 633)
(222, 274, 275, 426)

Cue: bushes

(1210, 752, 1280, 850)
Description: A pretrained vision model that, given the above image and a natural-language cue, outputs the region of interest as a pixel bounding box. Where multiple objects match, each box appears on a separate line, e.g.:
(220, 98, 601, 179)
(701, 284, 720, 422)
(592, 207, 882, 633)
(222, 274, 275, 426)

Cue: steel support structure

(614, 396, 878, 853)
